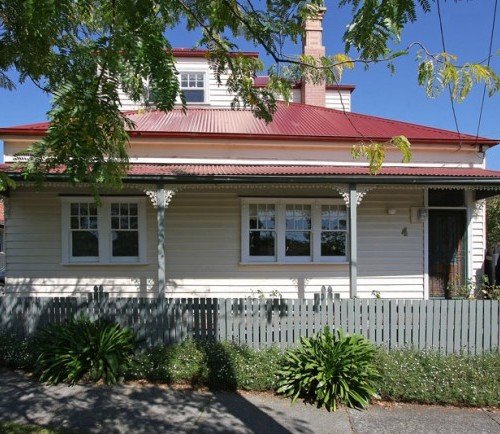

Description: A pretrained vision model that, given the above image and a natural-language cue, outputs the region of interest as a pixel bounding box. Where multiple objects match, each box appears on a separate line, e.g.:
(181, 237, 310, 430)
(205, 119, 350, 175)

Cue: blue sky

(0, 1, 498, 167)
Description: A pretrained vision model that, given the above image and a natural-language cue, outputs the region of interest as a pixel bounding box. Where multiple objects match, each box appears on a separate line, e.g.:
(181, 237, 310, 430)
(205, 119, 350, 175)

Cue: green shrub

(376, 348, 500, 406)
(277, 328, 380, 411)
(129, 339, 284, 391)
(0, 333, 36, 369)
(0, 421, 67, 433)
(198, 340, 284, 391)
(129, 339, 206, 384)
(34, 316, 136, 385)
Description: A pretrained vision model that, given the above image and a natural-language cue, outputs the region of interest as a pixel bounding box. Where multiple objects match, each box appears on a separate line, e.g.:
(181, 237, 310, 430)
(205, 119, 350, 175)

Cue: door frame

(423, 189, 473, 300)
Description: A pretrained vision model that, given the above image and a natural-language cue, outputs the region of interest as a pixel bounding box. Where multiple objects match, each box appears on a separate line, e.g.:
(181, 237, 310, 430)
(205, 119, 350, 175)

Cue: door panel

(429, 210, 466, 299)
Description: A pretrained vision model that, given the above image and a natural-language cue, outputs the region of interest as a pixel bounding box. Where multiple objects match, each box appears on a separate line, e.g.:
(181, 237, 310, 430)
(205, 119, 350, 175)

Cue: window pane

(111, 216, 119, 229)
(249, 231, 275, 256)
(249, 217, 257, 230)
(321, 232, 346, 256)
(89, 217, 98, 229)
(322, 205, 346, 230)
(286, 232, 310, 256)
(70, 203, 79, 215)
(130, 217, 138, 229)
(80, 217, 89, 229)
(253, 204, 275, 230)
(70, 217, 79, 229)
(338, 211, 347, 230)
(112, 231, 139, 257)
(120, 216, 129, 229)
(286, 205, 311, 230)
(129, 204, 138, 215)
(183, 89, 204, 102)
(111, 204, 119, 215)
(72, 231, 98, 257)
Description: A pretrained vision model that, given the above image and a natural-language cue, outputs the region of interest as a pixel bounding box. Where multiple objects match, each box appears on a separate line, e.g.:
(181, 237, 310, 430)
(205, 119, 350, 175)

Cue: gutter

(0, 130, 497, 147)
(6, 172, 500, 186)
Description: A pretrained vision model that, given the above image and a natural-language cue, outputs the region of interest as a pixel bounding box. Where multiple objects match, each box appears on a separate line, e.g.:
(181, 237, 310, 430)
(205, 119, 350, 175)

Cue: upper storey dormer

(118, 9, 355, 112)
(118, 49, 355, 112)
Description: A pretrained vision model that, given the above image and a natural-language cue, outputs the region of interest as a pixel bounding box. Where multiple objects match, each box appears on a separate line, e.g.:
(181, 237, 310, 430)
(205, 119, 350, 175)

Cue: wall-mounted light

(387, 208, 397, 215)
(417, 208, 428, 222)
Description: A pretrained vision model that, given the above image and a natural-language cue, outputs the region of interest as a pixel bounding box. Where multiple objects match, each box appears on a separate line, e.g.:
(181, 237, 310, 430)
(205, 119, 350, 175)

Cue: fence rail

(0, 291, 499, 354)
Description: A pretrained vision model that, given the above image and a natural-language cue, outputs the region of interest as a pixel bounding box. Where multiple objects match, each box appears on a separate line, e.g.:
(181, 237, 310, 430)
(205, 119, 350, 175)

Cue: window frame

(61, 197, 147, 265)
(178, 70, 209, 104)
(241, 198, 348, 264)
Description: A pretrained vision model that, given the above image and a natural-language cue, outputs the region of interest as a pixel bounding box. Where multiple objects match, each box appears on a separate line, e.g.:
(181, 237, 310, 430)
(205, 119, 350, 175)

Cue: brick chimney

(301, 5, 326, 106)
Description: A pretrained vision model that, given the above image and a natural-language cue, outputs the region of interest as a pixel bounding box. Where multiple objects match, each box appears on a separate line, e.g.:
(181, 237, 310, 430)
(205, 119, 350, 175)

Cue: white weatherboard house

(1, 11, 499, 300)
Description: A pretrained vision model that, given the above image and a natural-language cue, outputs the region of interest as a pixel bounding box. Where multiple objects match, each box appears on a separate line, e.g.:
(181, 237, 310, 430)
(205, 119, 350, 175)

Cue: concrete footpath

(0, 369, 499, 434)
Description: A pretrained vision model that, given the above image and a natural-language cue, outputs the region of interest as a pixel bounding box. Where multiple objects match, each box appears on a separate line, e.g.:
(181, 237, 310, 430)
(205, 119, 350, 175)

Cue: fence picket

(484, 301, 491, 352)
(334, 298, 341, 333)
(389, 300, 397, 350)
(476, 300, 484, 354)
(258, 299, 266, 349)
(446, 301, 454, 355)
(404, 300, 412, 348)
(468, 301, 476, 353)
(432, 301, 441, 351)
(453, 301, 462, 353)
(491, 301, 499, 351)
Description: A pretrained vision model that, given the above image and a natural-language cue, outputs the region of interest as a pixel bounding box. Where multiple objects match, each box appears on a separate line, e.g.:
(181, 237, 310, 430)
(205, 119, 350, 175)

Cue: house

(0, 201, 4, 273)
(0, 7, 499, 300)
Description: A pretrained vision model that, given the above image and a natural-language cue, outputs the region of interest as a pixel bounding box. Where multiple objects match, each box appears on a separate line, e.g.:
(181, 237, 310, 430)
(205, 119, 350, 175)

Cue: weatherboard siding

(5, 187, 429, 299)
(116, 57, 353, 111)
(471, 200, 486, 283)
(3, 139, 485, 169)
(325, 89, 352, 111)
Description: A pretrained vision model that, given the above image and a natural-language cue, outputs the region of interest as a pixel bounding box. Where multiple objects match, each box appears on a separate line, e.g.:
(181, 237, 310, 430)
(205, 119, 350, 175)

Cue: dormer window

(180, 72, 206, 103)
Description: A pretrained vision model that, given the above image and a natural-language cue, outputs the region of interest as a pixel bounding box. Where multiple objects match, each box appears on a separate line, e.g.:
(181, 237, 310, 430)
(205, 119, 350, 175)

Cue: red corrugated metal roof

(0, 102, 497, 145)
(2, 163, 500, 179)
(126, 165, 500, 177)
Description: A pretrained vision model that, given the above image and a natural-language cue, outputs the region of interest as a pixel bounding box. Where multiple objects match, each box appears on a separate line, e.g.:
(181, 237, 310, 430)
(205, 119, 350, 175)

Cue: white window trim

(177, 68, 210, 105)
(61, 197, 147, 265)
(241, 197, 348, 264)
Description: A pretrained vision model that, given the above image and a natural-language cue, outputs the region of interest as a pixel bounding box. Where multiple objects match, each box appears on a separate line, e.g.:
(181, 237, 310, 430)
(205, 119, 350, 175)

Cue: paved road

(0, 369, 499, 433)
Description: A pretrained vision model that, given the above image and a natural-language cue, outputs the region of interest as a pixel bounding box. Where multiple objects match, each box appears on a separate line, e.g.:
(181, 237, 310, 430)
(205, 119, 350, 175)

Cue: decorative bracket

(144, 188, 178, 209)
(473, 199, 486, 218)
(331, 185, 373, 207)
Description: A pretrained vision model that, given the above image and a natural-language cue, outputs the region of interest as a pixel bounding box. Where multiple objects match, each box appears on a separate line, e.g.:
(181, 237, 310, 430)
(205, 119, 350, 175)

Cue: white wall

(4, 188, 158, 296)
(325, 89, 352, 111)
(5, 185, 427, 299)
(117, 56, 353, 111)
(4, 138, 485, 168)
(471, 199, 486, 283)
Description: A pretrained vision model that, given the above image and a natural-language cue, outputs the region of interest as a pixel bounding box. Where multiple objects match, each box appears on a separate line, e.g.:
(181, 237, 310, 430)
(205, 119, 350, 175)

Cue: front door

(429, 210, 466, 299)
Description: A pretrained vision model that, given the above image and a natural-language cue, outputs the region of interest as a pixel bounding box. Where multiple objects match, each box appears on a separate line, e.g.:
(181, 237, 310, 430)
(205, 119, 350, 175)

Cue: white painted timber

(325, 89, 352, 111)
(5, 186, 430, 299)
(116, 56, 353, 111)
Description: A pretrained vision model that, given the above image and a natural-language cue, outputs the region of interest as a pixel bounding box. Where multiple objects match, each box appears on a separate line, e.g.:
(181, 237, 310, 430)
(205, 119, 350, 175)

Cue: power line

(436, 0, 461, 138)
(475, 0, 498, 141)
